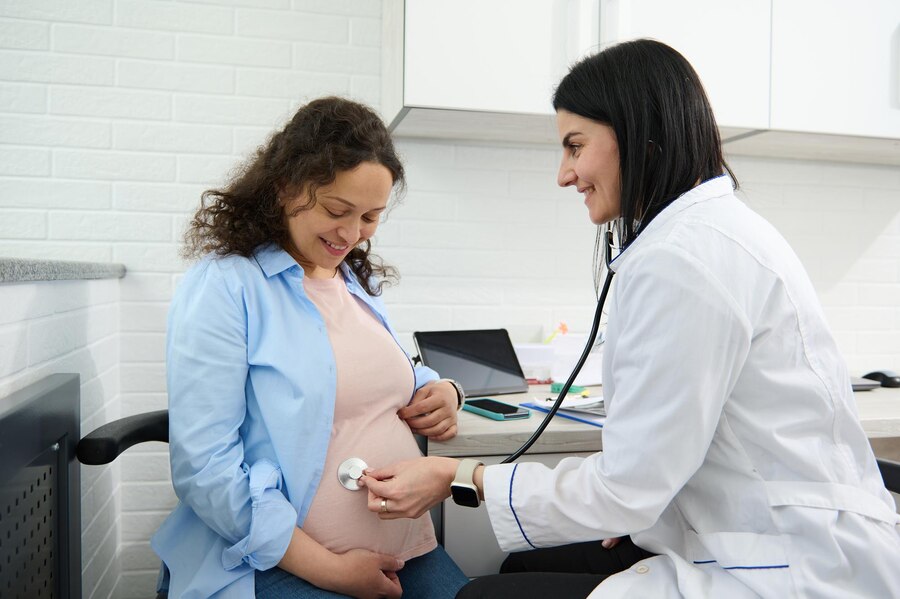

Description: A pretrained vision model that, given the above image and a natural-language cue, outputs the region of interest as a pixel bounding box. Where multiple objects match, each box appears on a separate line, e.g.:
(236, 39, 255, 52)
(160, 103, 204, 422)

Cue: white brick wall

(729, 155, 900, 372)
(0, 279, 121, 599)
(0, 2, 898, 598)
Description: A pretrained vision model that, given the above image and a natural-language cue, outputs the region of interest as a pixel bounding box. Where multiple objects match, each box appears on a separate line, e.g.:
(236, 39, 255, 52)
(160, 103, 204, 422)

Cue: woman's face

(556, 109, 622, 225)
(284, 161, 393, 278)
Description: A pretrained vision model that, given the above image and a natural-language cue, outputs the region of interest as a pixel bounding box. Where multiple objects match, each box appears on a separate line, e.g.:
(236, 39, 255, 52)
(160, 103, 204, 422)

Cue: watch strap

(453, 458, 484, 487)
(439, 378, 465, 410)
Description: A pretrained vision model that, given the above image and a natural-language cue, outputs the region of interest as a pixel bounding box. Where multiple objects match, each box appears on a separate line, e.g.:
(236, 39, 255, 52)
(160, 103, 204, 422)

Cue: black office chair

(77, 410, 169, 466)
(879, 457, 900, 495)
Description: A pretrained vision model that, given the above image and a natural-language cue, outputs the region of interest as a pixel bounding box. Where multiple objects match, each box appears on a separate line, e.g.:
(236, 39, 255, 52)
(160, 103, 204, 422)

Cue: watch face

(451, 484, 480, 508)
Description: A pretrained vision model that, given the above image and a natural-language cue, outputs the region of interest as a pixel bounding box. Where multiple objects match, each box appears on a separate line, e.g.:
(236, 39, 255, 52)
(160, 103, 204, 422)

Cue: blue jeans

(255, 545, 468, 599)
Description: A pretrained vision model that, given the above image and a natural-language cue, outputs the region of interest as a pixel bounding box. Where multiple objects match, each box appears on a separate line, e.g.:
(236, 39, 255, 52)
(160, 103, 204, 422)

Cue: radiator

(0, 374, 81, 599)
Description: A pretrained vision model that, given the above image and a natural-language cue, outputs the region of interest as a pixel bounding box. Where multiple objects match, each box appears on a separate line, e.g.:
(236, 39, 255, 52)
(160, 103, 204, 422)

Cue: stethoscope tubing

(502, 267, 615, 463)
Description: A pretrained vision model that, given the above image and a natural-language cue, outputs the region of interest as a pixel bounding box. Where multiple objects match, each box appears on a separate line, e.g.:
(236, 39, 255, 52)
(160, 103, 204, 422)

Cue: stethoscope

(337, 226, 620, 489)
(503, 225, 618, 463)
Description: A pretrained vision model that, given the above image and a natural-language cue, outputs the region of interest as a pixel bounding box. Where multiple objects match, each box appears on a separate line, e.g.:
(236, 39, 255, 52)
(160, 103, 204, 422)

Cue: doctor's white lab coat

(483, 176, 900, 598)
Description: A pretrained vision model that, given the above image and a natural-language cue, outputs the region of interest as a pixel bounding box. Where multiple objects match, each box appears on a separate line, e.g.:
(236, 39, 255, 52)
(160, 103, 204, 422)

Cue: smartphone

(463, 398, 531, 421)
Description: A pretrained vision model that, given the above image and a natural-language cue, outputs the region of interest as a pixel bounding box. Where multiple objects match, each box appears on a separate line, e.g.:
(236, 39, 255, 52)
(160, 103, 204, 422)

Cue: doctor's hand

(360, 456, 458, 519)
(398, 381, 459, 441)
(331, 549, 403, 599)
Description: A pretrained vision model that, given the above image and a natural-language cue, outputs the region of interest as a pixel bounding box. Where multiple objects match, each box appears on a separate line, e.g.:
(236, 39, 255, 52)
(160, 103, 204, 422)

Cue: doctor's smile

(557, 111, 623, 226)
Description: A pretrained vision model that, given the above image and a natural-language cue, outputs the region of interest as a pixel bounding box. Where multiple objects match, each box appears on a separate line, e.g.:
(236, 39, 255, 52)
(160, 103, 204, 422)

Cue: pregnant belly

(301, 417, 436, 559)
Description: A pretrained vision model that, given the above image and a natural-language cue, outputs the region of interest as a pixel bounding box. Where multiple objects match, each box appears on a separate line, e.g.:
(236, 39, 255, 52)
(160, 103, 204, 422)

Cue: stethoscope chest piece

(337, 457, 368, 491)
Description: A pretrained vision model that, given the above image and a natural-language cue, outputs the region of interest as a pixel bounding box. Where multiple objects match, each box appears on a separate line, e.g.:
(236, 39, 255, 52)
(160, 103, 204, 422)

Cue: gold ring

(380, 498, 389, 513)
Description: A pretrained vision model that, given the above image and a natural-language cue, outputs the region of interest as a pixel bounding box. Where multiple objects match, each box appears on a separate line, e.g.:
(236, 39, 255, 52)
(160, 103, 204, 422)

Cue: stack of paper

(520, 395, 606, 428)
(540, 394, 605, 415)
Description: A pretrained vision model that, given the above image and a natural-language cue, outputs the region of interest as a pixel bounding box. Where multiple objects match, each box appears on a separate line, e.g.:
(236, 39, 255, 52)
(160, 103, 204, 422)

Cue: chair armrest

(415, 433, 427, 456)
(877, 457, 900, 494)
(77, 410, 169, 465)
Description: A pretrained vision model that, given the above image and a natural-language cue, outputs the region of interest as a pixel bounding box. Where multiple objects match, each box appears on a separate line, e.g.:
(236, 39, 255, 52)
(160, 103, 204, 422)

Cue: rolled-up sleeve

(167, 259, 297, 570)
(413, 364, 440, 390)
(221, 459, 297, 570)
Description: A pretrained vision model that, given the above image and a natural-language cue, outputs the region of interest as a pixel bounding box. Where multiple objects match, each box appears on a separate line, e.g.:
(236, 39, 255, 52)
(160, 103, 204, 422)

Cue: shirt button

(635, 565, 649, 574)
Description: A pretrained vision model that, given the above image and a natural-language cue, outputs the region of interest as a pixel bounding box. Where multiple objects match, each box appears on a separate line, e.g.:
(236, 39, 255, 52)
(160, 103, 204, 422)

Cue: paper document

(521, 401, 606, 428)
(539, 394, 605, 416)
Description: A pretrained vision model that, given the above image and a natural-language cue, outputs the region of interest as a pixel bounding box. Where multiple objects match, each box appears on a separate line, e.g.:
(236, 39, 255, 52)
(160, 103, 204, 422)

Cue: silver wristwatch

(438, 378, 465, 410)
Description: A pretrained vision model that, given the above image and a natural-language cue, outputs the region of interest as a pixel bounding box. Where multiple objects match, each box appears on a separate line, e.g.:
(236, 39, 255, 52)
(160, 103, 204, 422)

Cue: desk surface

(428, 385, 900, 458)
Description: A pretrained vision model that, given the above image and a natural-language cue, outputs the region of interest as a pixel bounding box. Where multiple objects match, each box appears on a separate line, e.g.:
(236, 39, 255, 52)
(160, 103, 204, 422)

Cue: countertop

(429, 385, 900, 458)
(0, 257, 125, 283)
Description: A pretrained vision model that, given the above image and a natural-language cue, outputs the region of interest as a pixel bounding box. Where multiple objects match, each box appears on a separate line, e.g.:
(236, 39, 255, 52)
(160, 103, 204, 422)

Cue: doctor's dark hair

(183, 96, 402, 296)
(553, 39, 737, 249)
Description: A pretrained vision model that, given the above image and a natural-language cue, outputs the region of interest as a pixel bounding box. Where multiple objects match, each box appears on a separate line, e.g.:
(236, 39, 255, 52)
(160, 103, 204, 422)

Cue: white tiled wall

(0, 2, 898, 598)
(0, 279, 121, 599)
(731, 157, 900, 371)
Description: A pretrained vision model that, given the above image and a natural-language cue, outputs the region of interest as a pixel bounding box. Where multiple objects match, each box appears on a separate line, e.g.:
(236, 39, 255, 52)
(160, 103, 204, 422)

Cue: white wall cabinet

(383, 0, 900, 165)
(403, 0, 597, 115)
(597, 0, 771, 140)
(382, 0, 599, 143)
(726, 0, 900, 165)
(770, 0, 900, 139)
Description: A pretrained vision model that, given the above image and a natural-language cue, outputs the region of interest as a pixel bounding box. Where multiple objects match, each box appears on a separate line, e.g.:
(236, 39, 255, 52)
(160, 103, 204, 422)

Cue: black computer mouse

(862, 370, 900, 388)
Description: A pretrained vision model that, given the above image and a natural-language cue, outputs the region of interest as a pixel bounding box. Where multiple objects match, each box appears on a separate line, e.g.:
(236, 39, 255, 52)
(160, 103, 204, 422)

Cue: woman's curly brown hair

(183, 96, 403, 296)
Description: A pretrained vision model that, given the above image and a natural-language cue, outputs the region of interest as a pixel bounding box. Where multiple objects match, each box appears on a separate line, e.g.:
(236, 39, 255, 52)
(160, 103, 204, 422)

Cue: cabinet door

(599, 0, 771, 133)
(770, 0, 900, 139)
(404, 0, 599, 115)
(442, 452, 593, 577)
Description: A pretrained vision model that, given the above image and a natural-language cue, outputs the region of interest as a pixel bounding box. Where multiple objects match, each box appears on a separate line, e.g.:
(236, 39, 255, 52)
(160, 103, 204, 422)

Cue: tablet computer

(413, 329, 529, 397)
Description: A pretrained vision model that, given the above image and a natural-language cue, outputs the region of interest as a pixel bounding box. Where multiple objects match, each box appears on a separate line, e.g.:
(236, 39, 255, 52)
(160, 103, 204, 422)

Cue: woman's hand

(360, 456, 459, 519)
(398, 381, 459, 441)
(601, 537, 622, 549)
(277, 528, 402, 599)
(327, 549, 404, 599)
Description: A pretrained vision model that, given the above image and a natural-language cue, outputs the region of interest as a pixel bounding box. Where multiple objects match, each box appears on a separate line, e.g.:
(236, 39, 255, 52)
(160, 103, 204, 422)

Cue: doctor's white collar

(608, 174, 734, 272)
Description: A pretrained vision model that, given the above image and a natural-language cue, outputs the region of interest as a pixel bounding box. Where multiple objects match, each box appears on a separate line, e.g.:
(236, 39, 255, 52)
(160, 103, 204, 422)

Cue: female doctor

(360, 39, 900, 598)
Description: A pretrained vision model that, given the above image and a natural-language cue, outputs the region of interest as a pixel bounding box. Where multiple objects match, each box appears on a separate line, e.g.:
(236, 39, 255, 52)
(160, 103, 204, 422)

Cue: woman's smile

(321, 238, 349, 256)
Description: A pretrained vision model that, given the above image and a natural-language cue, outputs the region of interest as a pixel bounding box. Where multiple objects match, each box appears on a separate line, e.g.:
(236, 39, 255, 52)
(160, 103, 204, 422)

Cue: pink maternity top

(300, 275, 436, 560)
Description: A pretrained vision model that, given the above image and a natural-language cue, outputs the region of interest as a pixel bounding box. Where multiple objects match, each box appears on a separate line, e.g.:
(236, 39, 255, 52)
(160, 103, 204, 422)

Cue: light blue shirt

(151, 244, 439, 598)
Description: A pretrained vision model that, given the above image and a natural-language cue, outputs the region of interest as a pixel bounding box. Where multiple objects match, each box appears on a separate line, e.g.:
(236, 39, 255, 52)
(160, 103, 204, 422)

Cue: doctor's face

(556, 110, 622, 225)
(283, 161, 392, 279)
